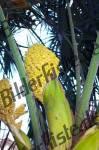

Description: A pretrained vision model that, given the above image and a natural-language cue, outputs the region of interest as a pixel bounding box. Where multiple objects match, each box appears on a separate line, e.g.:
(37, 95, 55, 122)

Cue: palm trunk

(0, 5, 46, 150)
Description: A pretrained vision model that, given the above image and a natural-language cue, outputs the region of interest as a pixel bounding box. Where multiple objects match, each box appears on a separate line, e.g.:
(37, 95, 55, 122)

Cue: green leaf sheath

(43, 79, 73, 150)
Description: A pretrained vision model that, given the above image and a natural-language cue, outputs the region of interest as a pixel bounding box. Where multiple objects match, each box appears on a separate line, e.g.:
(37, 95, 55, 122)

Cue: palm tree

(0, 0, 99, 149)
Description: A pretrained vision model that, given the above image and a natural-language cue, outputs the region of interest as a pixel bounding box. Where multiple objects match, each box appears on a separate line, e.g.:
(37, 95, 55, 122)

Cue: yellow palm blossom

(24, 44, 60, 102)
(0, 79, 26, 128)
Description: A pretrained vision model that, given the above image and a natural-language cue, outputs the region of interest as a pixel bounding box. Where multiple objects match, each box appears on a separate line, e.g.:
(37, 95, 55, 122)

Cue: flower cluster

(0, 79, 26, 128)
(25, 44, 60, 102)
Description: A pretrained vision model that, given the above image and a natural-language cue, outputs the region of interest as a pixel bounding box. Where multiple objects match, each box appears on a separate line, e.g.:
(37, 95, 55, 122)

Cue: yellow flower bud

(24, 44, 60, 102)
